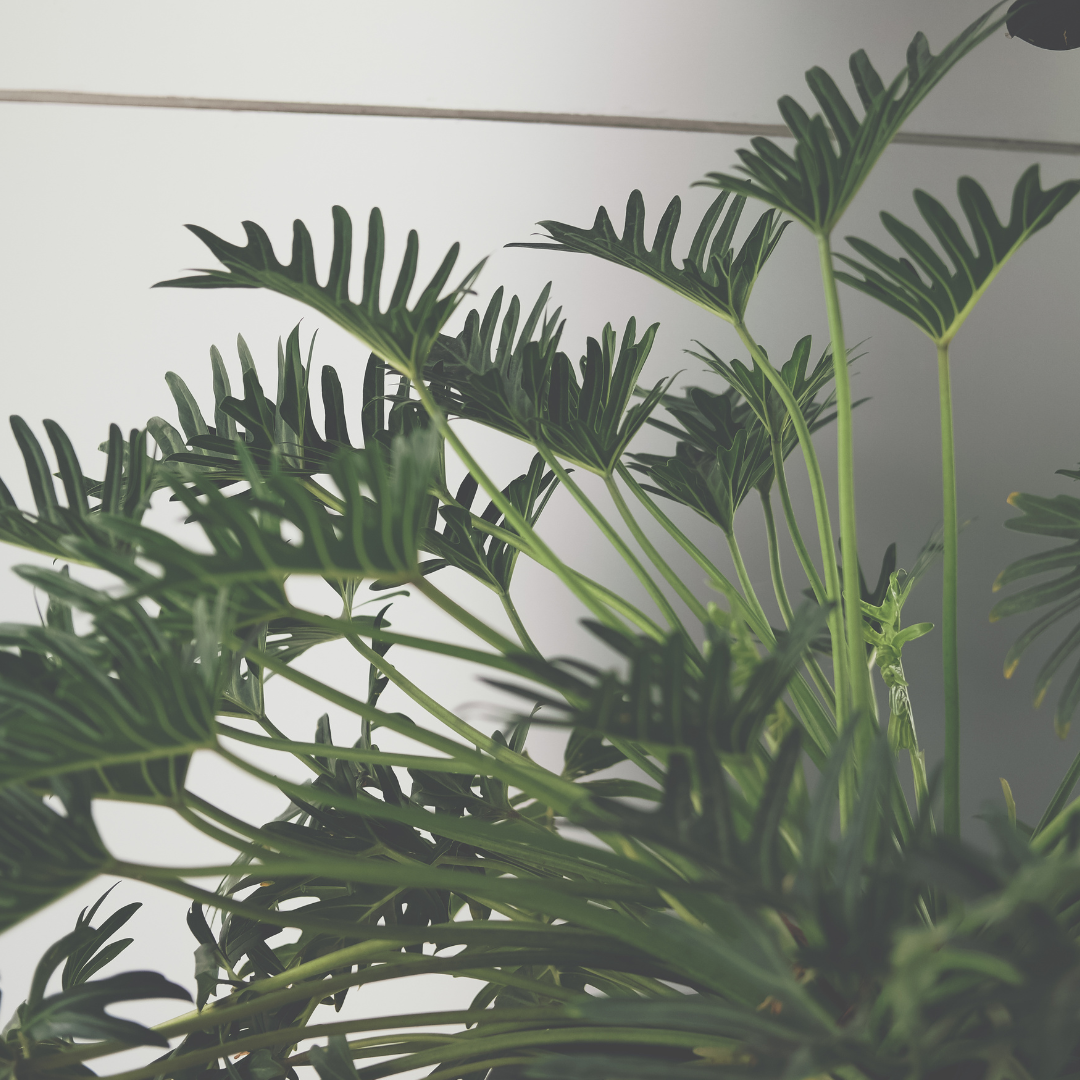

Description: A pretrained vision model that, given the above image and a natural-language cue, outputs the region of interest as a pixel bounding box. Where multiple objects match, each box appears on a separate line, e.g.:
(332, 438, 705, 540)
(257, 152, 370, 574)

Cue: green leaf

(0, 590, 216, 789)
(68, 432, 440, 624)
(836, 166, 1080, 343)
(701, 3, 1013, 234)
(21, 971, 190, 1047)
(155, 207, 484, 378)
(513, 188, 788, 324)
(497, 603, 829, 754)
(0, 420, 155, 562)
(429, 290, 664, 477)
(0, 784, 110, 933)
(993, 486, 1080, 735)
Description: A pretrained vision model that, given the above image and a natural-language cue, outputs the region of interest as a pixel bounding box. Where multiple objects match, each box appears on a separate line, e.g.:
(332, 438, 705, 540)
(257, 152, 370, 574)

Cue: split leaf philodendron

(6, 4, 1080, 1078)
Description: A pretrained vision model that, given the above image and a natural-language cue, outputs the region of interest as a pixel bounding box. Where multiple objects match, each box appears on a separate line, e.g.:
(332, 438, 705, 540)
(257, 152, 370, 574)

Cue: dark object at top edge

(1007, 0, 1080, 50)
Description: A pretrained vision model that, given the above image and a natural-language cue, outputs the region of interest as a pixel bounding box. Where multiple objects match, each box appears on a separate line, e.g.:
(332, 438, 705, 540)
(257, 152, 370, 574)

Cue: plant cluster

(6, 3, 1080, 1078)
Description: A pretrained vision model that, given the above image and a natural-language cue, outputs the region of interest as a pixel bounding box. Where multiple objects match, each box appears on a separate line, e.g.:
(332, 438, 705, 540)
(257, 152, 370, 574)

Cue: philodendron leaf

(836, 166, 1080, 343)
(702, 3, 1012, 234)
(429, 287, 664, 476)
(156, 207, 485, 378)
(497, 603, 829, 754)
(0, 590, 216, 789)
(0, 784, 109, 933)
(514, 188, 788, 324)
(20, 971, 190, 1047)
(992, 488, 1080, 736)
(0, 419, 156, 563)
(68, 432, 440, 624)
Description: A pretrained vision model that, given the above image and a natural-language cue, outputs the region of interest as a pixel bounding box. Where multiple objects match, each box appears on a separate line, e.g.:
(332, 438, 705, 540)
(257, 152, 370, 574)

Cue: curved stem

(414, 577, 521, 655)
(762, 487, 836, 714)
(537, 449, 686, 638)
(759, 488, 794, 627)
(938, 341, 961, 838)
(604, 474, 709, 624)
(733, 319, 849, 722)
(724, 530, 771, 633)
(771, 436, 827, 603)
(501, 590, 540, 656)
(815, 234, 873, 722)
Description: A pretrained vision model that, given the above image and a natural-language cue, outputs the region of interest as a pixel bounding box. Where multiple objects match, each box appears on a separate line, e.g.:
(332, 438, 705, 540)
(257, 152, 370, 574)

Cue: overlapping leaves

(514, 189, 788, 323)
(423, 454, 558, 594)
(500, 603, 829, 754)
(0, 418, 154, 562)
(836, 166, 1080, 342)
(0, 579, 217, 790)
(156, 206, 484, 377)
(703, 3, 1012, 233)
(76, 432, 440, 623)
(428, 285, 664, 476)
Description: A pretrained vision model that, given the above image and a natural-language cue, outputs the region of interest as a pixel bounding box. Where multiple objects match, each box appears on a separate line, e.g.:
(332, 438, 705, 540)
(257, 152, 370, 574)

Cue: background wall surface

(2, 1, 1080, 1069)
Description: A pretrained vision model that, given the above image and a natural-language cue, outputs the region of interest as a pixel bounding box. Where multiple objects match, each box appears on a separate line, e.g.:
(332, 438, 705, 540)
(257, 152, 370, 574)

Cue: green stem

(501, 590, 540, 655)
(724, 530, 771, 633)
(771, 436, 827, 603)
(538, 449, 686, 637)
(604, 474, 710, 624)
(734, 319, 850, 722)
(761, 487, 835, 712)
(816, 233, 873, 724)
(760, 488, 794, 627)
(415, 577, 521, 655)
(938, 341, 961, 838)
(617, 466, 837, 757)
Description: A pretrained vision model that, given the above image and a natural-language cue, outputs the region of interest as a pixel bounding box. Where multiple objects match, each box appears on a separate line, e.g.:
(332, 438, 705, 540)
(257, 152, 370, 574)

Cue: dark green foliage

(0, 418, 154, 561)
(0, 784, 110, 933)
(155, 207, 484, 377)
(514, 189, 788, 324)
(0, 586, 216, 789)
(429, 285, 664, 476)
(498, 603, 830, 753)
(422, 454, 559, 593)
(3, 894, 188, 1050)
(836, 166, 1080, 342)
(993, 487, 1080, 737)
(74, 432, 440, 623)
(702, 4, 1012, 233)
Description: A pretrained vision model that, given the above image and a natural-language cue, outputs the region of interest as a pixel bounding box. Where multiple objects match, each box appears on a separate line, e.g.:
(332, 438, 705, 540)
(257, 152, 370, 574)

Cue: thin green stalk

(760, 488, 794, 627)
(604, 473, 710, 624)
(938, 341, 961, 837)
(501, 590, 540, 655)
(415, 577, 522, 655)
(724, 529, 771, 633)
(616, 462, 745, 607)
(816, 234, 874, 722)
(771, 436, 827, 603)
(618, 465, 837, 757)
(761, 487, 836, 712)
(733, 320, 850, 722)
(537, 449, 686, 637)
(234, 636, 487, 757)
(344, 630, 502, 752)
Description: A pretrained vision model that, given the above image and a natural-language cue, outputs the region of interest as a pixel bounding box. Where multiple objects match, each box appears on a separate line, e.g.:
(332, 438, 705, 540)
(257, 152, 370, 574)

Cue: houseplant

(4, 2, 1080, 1076)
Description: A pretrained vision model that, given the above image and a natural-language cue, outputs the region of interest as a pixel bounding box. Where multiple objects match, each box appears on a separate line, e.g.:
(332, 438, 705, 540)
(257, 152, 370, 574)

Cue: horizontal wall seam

(1, 89, 1077, 156)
